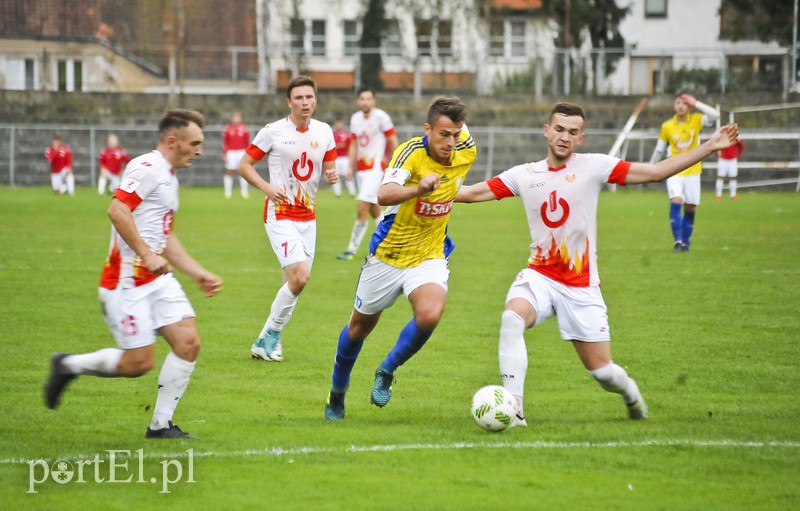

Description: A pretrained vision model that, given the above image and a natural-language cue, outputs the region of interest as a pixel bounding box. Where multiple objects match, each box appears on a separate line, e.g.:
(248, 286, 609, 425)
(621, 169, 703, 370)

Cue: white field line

(3, 439, 800, 465)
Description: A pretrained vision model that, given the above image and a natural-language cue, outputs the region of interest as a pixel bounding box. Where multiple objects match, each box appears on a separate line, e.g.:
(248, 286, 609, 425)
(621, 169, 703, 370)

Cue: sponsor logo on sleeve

(120, 178, 140, 193)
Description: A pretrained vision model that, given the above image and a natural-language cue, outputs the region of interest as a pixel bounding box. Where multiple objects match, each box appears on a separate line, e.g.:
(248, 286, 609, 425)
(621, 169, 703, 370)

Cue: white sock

(346, 220, 368, 254)
(345, 178, 357, 196)
(66, 173, 75, 195)
(730, 179, 737, 197)
(62, 348, 123, 376)
(223, 174, 233, 197)
(98, 175, 108, 195)
(499, 310, 528, 416)
(715, 178, 723, 198)
(150, 352, 195, 430)
(262, 282, 298, 334)
(590, 362, 642, 406)
(239, 176, 249, 196)
(332, 180, 343, 197)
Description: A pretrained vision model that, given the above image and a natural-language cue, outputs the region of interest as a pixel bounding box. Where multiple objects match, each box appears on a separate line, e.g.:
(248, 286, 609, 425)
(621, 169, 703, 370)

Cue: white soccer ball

(471, 385, 516, 432)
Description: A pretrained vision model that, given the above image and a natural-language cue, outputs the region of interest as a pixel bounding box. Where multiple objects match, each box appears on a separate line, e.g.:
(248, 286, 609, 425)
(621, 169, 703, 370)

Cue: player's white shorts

(50, 169, 68, 192)
(666, 174, 701, 205)
(265, 219, 316, 269)
(108, 173, 122, 192)
(225, 149, 246, 171)
(506, 268, 610, 342)
(356, 169, 384, 204)
(354, 255, 449, 314)
(716, 158, 738, 178)
(336, 156, 351, 178)
(99, 274, 195, 350)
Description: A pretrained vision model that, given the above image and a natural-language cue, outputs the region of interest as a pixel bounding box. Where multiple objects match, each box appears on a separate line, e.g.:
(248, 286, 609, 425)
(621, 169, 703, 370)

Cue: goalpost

(724, 102, 800, 192)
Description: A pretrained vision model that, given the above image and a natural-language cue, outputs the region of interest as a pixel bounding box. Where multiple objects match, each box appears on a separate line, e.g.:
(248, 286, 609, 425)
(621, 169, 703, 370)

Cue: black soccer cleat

(324, 390, 346, 420)
(145, 421, 197, 439)
(44, 352, 77, 409)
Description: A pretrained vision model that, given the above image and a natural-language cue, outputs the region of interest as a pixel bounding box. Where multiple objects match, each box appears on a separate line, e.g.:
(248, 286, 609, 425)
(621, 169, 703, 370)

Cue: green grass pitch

(1, 185, 798, 509)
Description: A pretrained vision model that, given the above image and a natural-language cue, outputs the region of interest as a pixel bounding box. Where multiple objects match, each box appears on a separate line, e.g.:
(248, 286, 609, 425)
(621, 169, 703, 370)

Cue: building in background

(0, 0, 793, 95)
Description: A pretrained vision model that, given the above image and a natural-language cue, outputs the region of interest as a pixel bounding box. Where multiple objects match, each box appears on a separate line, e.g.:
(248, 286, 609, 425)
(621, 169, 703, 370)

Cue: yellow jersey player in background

(325, 97, 477, 420)
(650, 92, 719, 252)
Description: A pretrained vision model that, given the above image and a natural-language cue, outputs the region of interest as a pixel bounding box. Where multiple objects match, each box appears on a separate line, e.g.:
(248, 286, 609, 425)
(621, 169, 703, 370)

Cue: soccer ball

(471, 385, 516, 432)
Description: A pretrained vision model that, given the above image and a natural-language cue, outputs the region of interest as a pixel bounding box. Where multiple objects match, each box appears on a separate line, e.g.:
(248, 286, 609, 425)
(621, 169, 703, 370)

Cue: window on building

(416, 19, 452, 59)
(382, 19, 403, 57)
(438, 20, 453, 57)
(489, 20, 526, 58)
(644, 0, 667, 18)
(417, 20, 433, 57)
(344, 20, 360, 56)
(311, 20, 326, 57)
(56, 59, 83, 92)
(6, 57, 36, 90)
(509, 21, 525, 57)
(489, 21, 505, 57)
(290, 19, 305, 55)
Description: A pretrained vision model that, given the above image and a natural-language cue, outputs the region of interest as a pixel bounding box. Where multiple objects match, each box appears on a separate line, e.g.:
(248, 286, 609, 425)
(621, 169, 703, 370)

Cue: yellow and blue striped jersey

(369, 129, 477, 268)
(658, 113, 707, 176)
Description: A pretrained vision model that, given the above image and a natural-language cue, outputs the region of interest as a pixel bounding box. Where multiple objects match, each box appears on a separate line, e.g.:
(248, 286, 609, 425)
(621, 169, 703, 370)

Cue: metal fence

(2, 124, 798, 191)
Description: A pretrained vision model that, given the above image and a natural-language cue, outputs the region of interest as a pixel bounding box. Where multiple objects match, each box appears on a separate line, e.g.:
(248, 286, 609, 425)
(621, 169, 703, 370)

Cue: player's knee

(290, 272, 310, 292)
(415, 309, 443, 331)
(501, 310, 526, 334)
(120, 350, 155, 376)
(177, 335, 201, 362)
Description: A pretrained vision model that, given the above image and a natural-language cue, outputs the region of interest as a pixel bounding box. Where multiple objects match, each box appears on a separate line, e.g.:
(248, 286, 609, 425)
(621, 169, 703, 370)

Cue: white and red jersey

(334, 128, 355, 158)
(100, 150, 179, 290)
(487, 153, 631, 287)
(45, 145, 72, 173)
(245, 117, 336, 223)
(223, 122, 250, 156)
(98, 146, 131, 175)
(350, 108, 395, 171)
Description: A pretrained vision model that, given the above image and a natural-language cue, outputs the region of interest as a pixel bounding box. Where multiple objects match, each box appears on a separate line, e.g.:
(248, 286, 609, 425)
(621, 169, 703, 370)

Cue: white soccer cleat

(250, 331, 283, 362)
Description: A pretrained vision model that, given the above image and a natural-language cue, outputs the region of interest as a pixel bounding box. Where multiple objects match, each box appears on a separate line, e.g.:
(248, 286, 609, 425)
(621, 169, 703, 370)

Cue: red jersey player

(223, 111, 251, 198)
(331, 119, 358, 198)
(715, 138, 744, 200)
(97, 133, 131, 195)
(45, 134, 74, 196)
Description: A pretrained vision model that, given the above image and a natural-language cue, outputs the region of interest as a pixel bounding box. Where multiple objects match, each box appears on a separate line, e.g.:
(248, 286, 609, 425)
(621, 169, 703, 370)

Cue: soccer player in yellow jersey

(324, 97, 477, 420)
(650, 92, 719, 252)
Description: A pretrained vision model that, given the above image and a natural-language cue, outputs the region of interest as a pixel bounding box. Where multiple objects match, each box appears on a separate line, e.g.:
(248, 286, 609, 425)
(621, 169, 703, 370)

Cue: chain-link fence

(2, 124, 798, 191)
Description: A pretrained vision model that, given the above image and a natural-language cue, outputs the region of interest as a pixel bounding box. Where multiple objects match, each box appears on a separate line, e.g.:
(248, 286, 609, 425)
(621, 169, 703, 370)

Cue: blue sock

(331, 325, 363, 393)
(681, 210, 696, 247)
(380, 318, 433, 373)
(669, 203, 682, 242)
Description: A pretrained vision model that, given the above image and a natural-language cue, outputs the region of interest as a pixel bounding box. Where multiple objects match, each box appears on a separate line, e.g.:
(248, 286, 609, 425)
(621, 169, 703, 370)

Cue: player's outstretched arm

(625, 124, 739, 185)
(455, 181, 496, 203)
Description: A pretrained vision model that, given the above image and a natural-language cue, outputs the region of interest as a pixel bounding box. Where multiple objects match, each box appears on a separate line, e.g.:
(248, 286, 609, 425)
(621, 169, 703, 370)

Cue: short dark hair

(550, 102, 585, 121)
(158, 109, 205, 139)
(287, 75, 317, 98)
(427, 96, 468, 126)
(357, 87, 375, 98)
